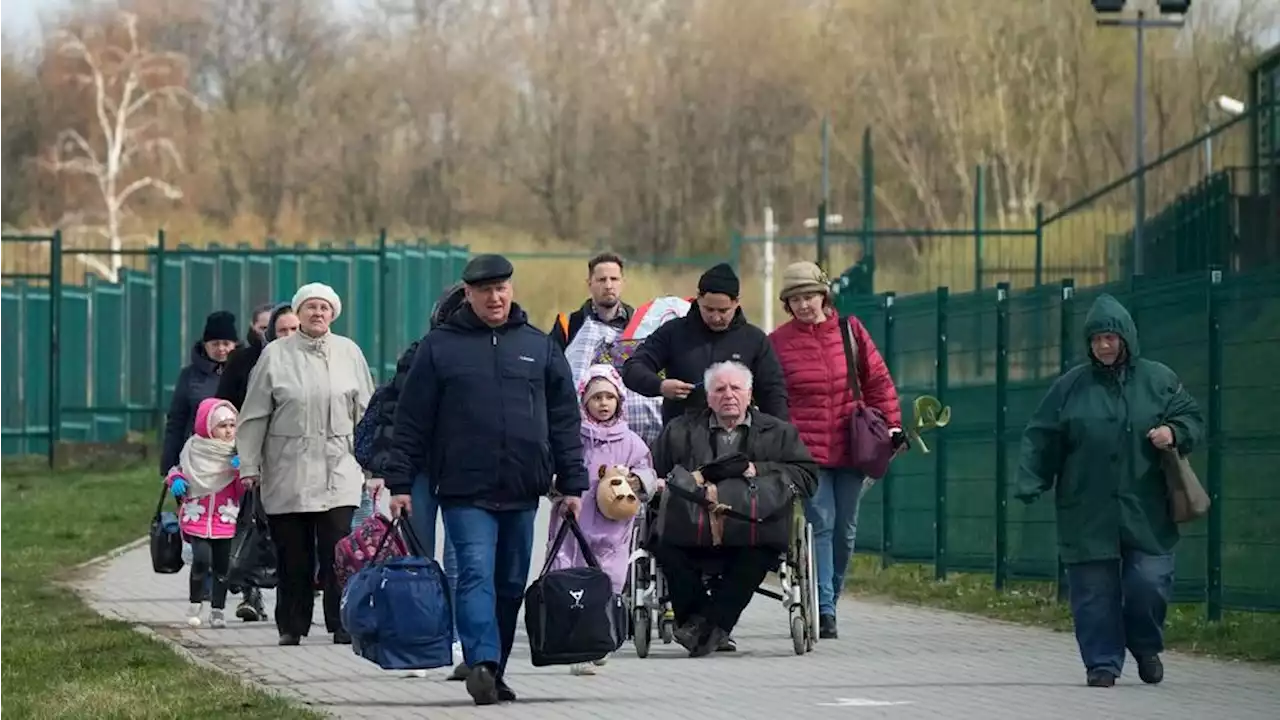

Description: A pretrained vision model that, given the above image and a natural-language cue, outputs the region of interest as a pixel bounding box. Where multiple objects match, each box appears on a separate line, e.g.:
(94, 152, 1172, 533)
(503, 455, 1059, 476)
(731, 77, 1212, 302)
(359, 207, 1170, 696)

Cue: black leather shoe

(819, 614, 838, 639)
(673, 616, 706, 653)
(1086, 670, 1117, 687)
(447, 662, 470, 681)
(333, 630, 352, 645)
(1137, 655, 1164, 685)
(278, 634, 301, 646)
(466, 664, 500, 706)
(496, 678, 518, 702)
(691, 626, 727, 658)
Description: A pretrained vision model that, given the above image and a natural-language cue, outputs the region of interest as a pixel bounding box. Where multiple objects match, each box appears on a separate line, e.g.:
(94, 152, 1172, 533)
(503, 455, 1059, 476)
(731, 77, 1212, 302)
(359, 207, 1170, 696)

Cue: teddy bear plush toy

(595, 464, 643, 522)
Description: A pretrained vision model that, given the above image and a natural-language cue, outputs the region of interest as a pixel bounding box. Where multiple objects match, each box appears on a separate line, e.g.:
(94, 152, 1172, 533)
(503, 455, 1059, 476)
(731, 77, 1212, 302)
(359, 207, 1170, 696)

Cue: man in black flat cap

(622, 262, 788, 425)
(384, 253, 587, 706)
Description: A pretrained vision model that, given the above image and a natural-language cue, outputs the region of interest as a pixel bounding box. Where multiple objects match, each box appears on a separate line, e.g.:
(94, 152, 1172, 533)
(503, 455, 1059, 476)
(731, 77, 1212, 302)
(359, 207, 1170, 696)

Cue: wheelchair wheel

(790, 612, 806, 656)
(804, 523, 819, 651)
(634, 608, 652, 658)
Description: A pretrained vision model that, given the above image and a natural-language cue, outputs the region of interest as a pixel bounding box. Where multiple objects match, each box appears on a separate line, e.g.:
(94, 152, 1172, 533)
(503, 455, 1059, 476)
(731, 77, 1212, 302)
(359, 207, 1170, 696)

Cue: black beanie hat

(202, 311, 238, 343)
(698, 263, 740, 299)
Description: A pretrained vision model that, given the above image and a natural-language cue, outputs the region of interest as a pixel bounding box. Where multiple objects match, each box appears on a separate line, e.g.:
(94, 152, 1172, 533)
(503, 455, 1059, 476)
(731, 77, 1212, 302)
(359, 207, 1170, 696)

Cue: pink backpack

(334, 511, 409, 588)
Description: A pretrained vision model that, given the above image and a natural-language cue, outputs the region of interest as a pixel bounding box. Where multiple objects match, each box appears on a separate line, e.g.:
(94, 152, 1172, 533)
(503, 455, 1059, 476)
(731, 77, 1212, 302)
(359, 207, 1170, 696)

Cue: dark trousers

(188, 537, 232, 608)
(1067, 547, 1175, 676)
(268, 507, 355, 637)
(652, 543, 776, 633)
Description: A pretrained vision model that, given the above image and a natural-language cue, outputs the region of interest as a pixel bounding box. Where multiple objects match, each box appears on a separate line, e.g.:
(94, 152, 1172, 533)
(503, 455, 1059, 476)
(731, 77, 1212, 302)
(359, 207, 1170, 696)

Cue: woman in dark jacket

(162, 311, 240, 474)
(363, 282, 467, 679)
(216, 303, 297, 410)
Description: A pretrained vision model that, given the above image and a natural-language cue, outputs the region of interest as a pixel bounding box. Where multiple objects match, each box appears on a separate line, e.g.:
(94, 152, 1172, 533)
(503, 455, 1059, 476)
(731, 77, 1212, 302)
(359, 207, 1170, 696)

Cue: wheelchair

(626, 496, 819, 657)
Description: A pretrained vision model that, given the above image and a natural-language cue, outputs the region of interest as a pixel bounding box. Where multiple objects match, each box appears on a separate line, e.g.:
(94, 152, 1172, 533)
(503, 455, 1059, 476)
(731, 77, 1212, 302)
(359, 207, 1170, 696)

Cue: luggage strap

(539, 512, 600, 576)
(663, 469, 788, 547)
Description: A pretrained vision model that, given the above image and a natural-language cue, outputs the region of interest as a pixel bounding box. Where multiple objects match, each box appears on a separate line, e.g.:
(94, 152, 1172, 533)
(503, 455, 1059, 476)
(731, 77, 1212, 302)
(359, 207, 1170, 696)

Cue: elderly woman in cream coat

(238, 282, 377, 646)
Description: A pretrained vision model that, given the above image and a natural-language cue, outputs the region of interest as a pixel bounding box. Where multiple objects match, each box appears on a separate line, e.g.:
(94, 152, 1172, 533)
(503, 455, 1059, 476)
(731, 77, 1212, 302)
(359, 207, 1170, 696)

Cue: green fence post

(377, 228, 388, 383)
(934, 286, 950, 581)
(1206, 266, 1223, 622)
(994, 281, 1011, 590)
(1056, 277, 1075, 602)
(862, 126, 876, 288)
(974, 166, 985, 292)
(154, 229, 166, 435)
(881, 291, 897, 569)
(49, 230, 63, 468)
(1034, 203, 1045, 288)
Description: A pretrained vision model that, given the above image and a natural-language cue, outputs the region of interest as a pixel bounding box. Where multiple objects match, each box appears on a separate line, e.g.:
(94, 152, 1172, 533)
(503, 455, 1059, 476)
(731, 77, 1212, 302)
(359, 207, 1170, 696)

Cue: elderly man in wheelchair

(642, 360, 818, 657)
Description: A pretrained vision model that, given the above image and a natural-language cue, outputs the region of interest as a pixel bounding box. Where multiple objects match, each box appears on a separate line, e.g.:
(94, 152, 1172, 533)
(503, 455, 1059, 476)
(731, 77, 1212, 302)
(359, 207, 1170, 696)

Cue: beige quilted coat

(237, 330, 375, 515)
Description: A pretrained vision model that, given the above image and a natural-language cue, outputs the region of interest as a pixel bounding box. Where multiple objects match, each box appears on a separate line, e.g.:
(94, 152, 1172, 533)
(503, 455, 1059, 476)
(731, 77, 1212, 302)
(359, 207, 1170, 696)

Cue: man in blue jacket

(386, 254, 587, 706)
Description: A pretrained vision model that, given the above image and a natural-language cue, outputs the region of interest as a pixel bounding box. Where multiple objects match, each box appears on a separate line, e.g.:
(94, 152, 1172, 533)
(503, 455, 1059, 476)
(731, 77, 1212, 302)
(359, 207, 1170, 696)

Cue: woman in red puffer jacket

(767, 261, 902, 641)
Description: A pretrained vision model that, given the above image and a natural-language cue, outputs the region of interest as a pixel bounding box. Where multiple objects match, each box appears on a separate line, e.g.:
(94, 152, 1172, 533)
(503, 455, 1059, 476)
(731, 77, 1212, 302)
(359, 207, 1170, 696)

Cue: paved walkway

(80, 501, 1279, 719)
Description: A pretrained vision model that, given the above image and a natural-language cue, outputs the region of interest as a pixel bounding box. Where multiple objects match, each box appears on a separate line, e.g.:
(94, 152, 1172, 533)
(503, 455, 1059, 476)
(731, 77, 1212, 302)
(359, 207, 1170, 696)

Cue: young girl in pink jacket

(165, 397, 245, 628)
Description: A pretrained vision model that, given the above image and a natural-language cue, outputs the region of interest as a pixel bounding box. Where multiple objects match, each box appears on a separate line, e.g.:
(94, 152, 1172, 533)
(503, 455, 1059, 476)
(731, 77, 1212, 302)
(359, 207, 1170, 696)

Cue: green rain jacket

(1015, 294, 1204, 564)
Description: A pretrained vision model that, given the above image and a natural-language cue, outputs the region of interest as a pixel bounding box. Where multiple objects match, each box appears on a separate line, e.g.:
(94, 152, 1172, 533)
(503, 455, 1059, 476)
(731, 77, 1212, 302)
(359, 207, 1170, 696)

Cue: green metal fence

(798, 101, 1277, 298)
(0, 230, 470, 462)
(833, 267, 1280, 619)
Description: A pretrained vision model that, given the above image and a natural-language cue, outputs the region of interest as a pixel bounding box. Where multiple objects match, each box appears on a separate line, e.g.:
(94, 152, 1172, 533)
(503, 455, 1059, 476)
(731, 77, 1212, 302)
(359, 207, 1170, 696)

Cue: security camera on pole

(1092, 0, 1190, 276)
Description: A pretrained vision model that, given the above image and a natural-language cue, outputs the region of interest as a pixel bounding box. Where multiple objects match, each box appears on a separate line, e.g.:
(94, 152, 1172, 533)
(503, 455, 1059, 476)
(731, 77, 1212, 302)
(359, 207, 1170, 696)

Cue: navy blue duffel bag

(340, 515, 453, 671)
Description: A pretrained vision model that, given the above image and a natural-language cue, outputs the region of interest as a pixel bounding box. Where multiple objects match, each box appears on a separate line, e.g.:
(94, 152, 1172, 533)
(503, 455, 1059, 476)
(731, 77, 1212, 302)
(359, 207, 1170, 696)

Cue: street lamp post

(805, 212, 843, 278)
(1094, 1, 1189, 276)
(1204, 95, 1246, 176)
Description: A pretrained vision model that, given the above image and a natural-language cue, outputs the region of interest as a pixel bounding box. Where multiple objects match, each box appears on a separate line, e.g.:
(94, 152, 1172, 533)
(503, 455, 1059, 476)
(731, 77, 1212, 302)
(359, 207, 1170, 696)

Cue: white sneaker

(592, 654, 610, 667)
(405, 669, 429, 678)
(569, 662, 597, 676)
(209, 609, 226, 629)
(186, 603, 203, 627)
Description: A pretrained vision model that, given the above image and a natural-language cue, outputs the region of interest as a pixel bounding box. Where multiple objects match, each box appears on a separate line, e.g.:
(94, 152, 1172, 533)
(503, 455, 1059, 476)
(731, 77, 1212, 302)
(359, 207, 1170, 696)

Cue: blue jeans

(410, 475, 458, 643)
(1066, 547, 1175, 676)
(804, 468, 865, 616)
(442, 505, 536, 678)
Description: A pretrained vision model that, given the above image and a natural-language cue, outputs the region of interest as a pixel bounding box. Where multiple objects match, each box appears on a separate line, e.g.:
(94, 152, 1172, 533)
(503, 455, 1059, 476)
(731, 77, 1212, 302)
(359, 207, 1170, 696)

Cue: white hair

(704, 361, 753, 391)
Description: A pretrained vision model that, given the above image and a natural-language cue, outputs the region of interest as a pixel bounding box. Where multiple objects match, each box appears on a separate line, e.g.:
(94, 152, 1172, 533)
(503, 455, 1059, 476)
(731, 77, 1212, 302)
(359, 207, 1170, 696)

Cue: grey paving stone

(79, 500, 1280, 719)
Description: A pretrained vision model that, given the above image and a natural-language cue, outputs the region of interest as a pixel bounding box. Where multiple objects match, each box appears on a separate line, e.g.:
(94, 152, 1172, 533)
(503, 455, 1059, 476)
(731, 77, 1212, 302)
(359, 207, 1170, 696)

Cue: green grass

(846, 555, 1280, 663)
(0, 459, 322, 719)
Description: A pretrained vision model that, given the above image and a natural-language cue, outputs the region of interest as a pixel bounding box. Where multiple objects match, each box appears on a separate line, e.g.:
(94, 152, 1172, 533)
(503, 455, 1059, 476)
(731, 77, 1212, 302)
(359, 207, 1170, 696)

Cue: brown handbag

(1161, 450, 1210, 523)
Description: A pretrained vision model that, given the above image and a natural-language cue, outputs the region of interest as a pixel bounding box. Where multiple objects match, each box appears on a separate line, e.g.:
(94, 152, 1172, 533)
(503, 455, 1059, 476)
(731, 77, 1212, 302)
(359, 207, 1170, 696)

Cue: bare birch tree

(45, 11, 198, 281)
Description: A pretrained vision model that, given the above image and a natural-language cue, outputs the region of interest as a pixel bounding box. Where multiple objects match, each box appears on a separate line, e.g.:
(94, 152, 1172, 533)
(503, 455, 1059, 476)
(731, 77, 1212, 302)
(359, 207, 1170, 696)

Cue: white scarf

(178, 435, 239, 498)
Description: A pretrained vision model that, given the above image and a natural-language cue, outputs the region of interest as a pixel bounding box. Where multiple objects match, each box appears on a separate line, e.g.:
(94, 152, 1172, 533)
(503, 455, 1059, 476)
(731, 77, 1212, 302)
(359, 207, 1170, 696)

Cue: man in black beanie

(622, 262, 788, 425)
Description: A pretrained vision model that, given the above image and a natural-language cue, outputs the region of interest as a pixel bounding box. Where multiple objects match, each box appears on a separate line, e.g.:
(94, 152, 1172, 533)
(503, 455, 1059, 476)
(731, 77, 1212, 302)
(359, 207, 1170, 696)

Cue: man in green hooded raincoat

(1016, 293, 1203, 688)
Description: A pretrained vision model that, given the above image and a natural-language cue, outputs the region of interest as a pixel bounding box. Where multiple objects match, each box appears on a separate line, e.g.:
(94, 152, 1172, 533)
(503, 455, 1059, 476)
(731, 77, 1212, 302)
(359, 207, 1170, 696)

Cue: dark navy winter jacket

(384, 302, 588, 510)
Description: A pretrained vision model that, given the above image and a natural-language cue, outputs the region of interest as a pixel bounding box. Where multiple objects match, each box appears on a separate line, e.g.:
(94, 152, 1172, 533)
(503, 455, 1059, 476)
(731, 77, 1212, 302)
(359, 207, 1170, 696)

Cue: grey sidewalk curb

(67, 538, 331, 717)
(131, 623, 332, 717)
(72, 535, 149, 571)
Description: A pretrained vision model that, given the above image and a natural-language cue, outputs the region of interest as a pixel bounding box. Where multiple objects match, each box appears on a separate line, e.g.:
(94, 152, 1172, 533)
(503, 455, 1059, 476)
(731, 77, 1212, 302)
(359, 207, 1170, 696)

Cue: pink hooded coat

(164, 397, 245, 540)
(546, 365, 657, 593)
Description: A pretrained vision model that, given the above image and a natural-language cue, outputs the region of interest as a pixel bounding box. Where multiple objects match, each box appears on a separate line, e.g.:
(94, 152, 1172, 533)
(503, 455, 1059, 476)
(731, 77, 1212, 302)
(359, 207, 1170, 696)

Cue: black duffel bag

(150, 485, 185, 574)
(525, 513, 627, 667)
(655, 453, 796, 551)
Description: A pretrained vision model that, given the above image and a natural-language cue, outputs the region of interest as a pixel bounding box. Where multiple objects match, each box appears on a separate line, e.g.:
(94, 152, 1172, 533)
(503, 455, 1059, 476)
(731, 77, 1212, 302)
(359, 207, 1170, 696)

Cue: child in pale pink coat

(165, 397, 244, 628)
(547, 364, 658, 675)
